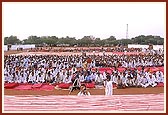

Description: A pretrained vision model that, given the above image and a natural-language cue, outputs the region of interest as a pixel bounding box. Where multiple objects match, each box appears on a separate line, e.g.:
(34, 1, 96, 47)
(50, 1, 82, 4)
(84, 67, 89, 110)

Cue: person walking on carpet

(105, 77, 113, 96)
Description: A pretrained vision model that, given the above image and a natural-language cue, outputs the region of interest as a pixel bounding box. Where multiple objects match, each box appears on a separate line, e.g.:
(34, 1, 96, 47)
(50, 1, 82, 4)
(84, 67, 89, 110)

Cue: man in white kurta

(146, 74, 157, 87)
(105, 78, 113, 96)
(95, 73, 104, 85)
(155, 70, 164, 83)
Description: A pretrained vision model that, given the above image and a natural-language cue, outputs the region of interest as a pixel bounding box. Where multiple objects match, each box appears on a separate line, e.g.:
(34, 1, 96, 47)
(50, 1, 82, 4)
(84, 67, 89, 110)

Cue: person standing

(105, 77, 113, 96)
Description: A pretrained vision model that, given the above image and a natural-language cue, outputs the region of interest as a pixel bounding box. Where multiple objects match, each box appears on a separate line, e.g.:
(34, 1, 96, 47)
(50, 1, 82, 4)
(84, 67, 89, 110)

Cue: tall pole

(126, 24, 128, 39)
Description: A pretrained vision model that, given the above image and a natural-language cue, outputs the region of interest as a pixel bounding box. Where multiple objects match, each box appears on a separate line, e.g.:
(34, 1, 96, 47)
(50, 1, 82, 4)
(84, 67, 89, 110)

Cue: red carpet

(33, 84, 54, 91)
(58, 83, 72, 89)
(32, 83, 43, 88)
(5, 81, 163, 91)
(13, 84, 32, 90)
(97, 66, 164, 74)
(157, 83, 164, 87)
(85, 83, 95, 88)
(4, 93, 164, 112)
(4, 83, 19, 89)
(10, 83, 54, 91)
(57, 83, 96, 89)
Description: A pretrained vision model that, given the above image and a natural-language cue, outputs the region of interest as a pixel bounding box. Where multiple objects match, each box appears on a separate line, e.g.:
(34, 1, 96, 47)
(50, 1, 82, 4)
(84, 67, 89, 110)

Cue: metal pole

(126, 24, 128, 39)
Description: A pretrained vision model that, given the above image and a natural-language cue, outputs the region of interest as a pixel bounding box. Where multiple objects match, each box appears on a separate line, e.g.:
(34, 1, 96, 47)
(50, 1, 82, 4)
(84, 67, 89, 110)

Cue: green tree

(131, 35, 164, 45)
(78, 36, 93, 46)
(119, 39, 132, 46)
(93, 38, 101, 46)
(23, 36, 41, 44)
(4, 34, 164, 46)
(4, 35, 21, 45)
(106, 36, 116, 41)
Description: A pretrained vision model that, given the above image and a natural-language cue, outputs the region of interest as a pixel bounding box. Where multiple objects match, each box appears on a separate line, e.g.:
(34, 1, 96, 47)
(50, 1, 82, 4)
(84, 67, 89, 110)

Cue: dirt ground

(4, 50, 25, 56)
(4, 87, 164, 95)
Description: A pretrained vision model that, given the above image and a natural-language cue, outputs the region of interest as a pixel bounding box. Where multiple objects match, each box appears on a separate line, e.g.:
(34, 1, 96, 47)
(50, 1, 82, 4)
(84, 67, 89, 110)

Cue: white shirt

(91, 73, 97, 80)
(105, 80, 113, 96)
(36, 74, 45, 83)
(121, 76, 127, 85)
(63, 76, 72, 84)
(28, 73, 36, 82)
(19, 75, 27, 83)
(156, 71, 164, 83)
(125, 73, 133, 79)
(79, 74, 85, 82)
(95, 74, 104, 83)
(147, 75, 157, 84)
(77, 91, 91, 96)
(141, 77, 148, 85)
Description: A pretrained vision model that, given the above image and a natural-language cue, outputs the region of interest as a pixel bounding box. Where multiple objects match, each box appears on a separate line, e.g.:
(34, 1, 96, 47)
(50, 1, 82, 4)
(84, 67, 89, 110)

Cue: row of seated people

(28, 47, 163, 54)
(4, 67, 164, 89)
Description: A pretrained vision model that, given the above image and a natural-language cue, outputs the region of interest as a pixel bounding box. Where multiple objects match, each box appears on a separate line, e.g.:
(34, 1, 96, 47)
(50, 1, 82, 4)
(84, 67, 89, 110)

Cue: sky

(2, 2, 166, 40)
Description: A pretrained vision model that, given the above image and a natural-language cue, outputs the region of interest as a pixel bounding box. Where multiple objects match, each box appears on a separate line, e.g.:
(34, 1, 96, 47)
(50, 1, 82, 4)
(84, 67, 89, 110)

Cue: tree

(106, 36, 116, 41)
(119, 39, 132, 46)
(78, 36, 93, 46)
(23, 36, 41, 44)
(131, 35, 164, 45)
(4, 35, 21, 45)
(4, 34, 164, 46)
(57, 36, 76, 46)
(94, 38, 101, 46)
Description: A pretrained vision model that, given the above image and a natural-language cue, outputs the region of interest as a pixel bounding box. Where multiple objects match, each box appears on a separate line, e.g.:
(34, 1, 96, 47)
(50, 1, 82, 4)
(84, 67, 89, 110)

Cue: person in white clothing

(55, 73, 62, 84)
(116, 75, 123, 89)
(121, 73, 127, 88)
(90, 71, 97, 81)
(36, 72, 45, 83)
(63, 74, 72, 84)
(28, 72, 36, 83)
(146, 73, 157, 87)
(105, 77, 113, 96)
(125, 71, 133, 79)
(59, 71, 66, 82)
(71, 67, 77, 74)
(102, 71, 107, 83)
(134, 73, 142, 87)
(155, 70, 164, 83)
(95, 72, 104, 85)
(77, 84, 90, 96)
(79, 72, 85, 83)
(19, 73, 27, 83)
(125, 76, 133, 87)
(45, 71, 53, 83)
(6, 73, 13, 83)
(140, 75, 148, 88)
(4, 73, 9, 83)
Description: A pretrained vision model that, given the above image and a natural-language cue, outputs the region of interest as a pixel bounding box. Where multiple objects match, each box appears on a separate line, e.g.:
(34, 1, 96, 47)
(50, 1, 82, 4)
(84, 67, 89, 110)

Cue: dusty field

(4, 50, 25, 55)
(4, 87, 164, 95)
(4, 48, 142, 56)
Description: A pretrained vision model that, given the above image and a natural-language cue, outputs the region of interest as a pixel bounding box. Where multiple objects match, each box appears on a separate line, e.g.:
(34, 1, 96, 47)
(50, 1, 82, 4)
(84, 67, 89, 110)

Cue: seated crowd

(29, 47, 164, 55)
(4, 49, 164, 89)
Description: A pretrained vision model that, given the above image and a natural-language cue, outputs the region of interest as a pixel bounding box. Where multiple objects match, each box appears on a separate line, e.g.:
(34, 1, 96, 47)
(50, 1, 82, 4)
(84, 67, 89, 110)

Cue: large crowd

(29, 46, 164, 55)
(4, 47, 164, 89)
